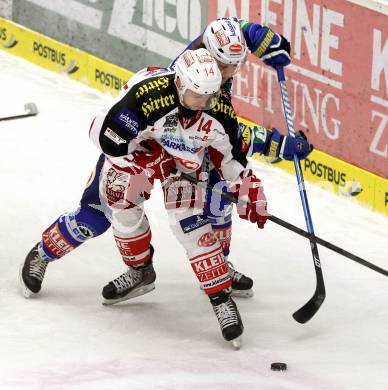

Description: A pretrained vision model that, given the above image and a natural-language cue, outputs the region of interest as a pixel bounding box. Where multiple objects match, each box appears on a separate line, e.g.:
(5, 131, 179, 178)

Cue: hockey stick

(274, 67, 325, 323)
(170, 167, 388, 277)
(0, 103, 38, 122)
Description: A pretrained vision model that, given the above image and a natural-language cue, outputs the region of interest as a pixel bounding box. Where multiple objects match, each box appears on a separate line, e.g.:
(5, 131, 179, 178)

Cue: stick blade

(24, 102, 38, 116)
(292, 292, 325, 324)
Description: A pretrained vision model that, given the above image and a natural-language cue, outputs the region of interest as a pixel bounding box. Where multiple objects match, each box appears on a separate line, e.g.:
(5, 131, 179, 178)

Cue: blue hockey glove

(260, 32, 291, 69)
(239, 124, 312, 160)
(270, 128, 313, 160)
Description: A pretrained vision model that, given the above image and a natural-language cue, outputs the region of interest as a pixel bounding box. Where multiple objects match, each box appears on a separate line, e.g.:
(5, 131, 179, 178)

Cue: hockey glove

(240, 125, 312, 160)
(132, 140, 176, 179)
(268, 128, 313, 160)
(233, 175, 269, 229)
(259, 32, 291, 69)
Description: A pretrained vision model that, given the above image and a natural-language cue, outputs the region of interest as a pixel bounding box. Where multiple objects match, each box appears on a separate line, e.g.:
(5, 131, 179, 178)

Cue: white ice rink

(1, 50, 388, 390)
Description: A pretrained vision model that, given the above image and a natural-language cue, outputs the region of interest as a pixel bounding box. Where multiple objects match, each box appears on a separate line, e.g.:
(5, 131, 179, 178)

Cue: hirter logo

(229, 44, 242, 53)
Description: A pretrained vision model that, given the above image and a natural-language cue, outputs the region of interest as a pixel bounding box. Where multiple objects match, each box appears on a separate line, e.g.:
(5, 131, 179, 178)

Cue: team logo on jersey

(104, 168, 126, 204)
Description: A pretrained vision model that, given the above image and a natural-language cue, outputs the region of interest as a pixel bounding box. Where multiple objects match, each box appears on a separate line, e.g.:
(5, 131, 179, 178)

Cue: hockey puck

(271, 362, 287, 371)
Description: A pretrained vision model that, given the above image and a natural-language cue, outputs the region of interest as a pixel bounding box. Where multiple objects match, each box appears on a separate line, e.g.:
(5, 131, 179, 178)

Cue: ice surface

(1, 51, 388, 390)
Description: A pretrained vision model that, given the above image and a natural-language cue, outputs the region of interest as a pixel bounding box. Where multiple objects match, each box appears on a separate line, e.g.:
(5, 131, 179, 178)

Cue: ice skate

(209, 289, 244, 348)
(20, 243, 49, 298)
(102, 247, 156, 305)
(228, 261, 254, 298)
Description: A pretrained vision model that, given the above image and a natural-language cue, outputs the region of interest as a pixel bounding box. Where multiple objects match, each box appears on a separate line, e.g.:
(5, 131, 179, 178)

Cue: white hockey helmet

(203, 18, 248, 65)
(174, 48, 222, 110)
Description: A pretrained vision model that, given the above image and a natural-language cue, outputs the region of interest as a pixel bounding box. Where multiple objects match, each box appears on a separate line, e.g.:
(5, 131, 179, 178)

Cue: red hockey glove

(233, 175, 269, 229)
(132, 140, 176, 180)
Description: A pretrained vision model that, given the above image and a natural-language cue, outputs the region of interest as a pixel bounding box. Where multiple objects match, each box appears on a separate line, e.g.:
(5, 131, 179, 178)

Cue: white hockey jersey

(89, 68, 252, 184)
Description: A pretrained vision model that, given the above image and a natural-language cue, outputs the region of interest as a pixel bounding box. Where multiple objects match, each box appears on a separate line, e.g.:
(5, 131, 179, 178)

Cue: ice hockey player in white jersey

(21, 23, 311, 346)
(21, 17, 301, 302)
(86, 49, 311, 346)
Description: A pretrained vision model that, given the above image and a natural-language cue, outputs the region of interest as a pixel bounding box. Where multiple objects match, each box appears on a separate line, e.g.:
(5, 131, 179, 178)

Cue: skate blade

(231, 336, 242, 350)
(19, 264, 34, 299)
(102, 283, 155, 306)
(231, 289, 254, 298)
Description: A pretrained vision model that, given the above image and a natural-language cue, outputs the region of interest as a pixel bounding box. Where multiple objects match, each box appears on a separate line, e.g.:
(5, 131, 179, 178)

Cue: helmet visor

(182, 89, 220, 111)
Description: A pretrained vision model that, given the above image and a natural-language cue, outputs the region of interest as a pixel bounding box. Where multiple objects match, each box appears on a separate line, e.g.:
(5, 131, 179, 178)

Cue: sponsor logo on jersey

(211, 99, 236, 119)
(135, 76, 170, 98)
(180, 214, 209, 233)
(254, 126, 267, 142)
(160, 134, 198, 153)
(104, 127, 127, 145)
(141, 94, 176, 118)
(114, 108, 139, 135)
(269, 139, 279, 158)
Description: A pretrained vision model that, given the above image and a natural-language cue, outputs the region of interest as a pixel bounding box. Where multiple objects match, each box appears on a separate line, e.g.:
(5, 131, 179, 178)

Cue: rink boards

(1, 16, 387, 218)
